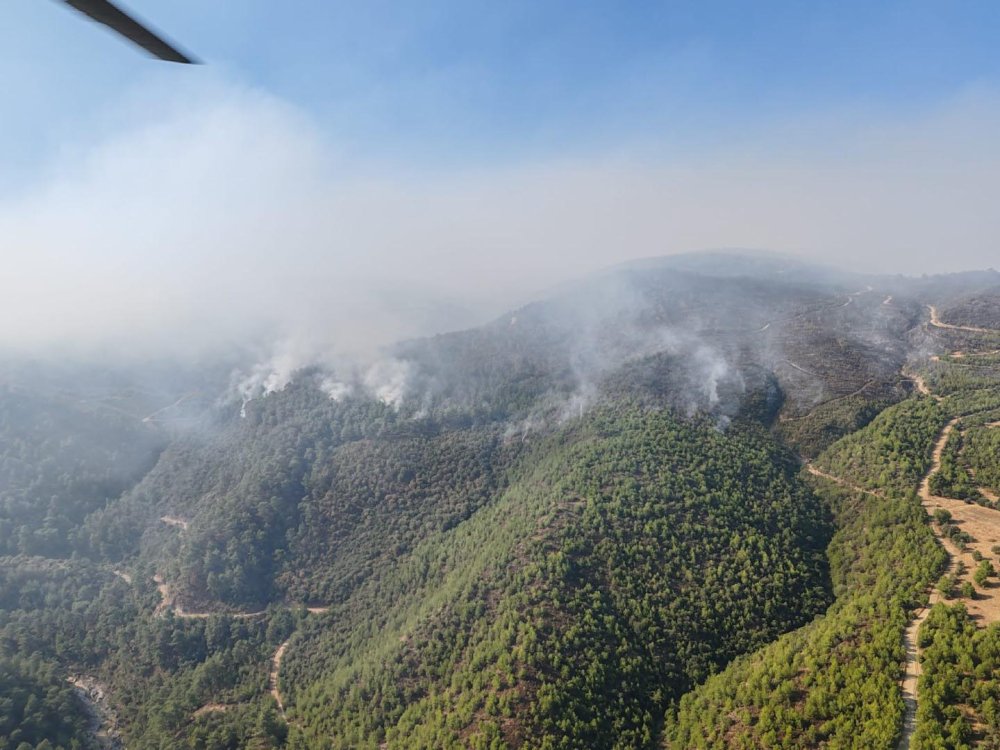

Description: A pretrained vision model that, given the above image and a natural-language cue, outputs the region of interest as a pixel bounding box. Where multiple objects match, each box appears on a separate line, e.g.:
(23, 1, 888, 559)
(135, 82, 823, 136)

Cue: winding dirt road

(894, 416, 1000, 748)
(901, 367, 933, 398)
(897, 585, 948, 750)
(893, 419, 959, 750)
(928, 305, 997, 335)
(152, 510, 332, 725)
(805, 452, 938, 750)
(904, 408, 1000, 747)
(268, 605, 330, 720)
(153, 573, 267, 619)
(805, 463, 883, 498)
(270, 641, 290, 714)
(153, 515, 269, 619)
(808, 402, 1000, 748)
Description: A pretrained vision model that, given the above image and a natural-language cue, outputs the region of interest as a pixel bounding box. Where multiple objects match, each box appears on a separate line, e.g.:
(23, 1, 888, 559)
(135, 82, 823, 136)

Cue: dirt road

(892, 419, 957, 750)
(928, 305, 997, 334)
(267, 604, 331, 720)
(153, 573, 266, 620)
(270, 641, 290, 715)
(901, 366, 933, 398)
(896, 413, 1000, 748)
(154, 515, 268, 619)
(141, 392, 198, 423)
(805, 463, 884, 498)
(897, 576, 950, 750)
(808, 405, 1000, 748)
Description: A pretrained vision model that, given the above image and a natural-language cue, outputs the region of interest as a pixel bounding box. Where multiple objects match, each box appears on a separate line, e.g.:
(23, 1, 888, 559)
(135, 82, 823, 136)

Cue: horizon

(4, 2, 1000, 358)
(3, 246, 998, 371)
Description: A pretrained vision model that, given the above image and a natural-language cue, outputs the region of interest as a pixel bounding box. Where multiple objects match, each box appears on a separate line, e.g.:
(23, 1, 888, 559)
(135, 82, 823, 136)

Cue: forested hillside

(666, 278, 1000, 748)
(2, 254, 1000, 749)
(0, 654, 90, 750)
(664, 399, 949, 748)
(0, 385, 163, 558)
(937, 287, 1000, 329)
(279, 406, 832, 748)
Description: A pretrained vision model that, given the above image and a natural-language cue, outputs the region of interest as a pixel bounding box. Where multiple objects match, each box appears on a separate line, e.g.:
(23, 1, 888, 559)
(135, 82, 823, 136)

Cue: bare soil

(159, 515, 189, 530)
(270, 641, 289, 714)
(193, 703, 229, 717)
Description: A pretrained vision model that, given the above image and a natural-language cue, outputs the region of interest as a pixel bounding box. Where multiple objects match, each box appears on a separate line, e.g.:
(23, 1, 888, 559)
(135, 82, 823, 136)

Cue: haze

(3, 1, 1000, 361)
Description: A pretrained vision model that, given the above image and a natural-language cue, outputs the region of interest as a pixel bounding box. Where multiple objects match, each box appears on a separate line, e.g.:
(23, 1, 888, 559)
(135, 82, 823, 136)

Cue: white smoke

(234, 352, 300, 399)
(694, 345, 738, 407)
(229, 343, 311, 417)
(363, 359, 413, 408)
(6, 84, 1000, 362)
(319, 377, 352, 401)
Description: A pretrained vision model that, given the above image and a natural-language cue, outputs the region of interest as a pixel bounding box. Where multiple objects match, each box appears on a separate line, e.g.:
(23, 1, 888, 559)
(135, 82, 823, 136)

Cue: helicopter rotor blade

(63, 0, 198, 64)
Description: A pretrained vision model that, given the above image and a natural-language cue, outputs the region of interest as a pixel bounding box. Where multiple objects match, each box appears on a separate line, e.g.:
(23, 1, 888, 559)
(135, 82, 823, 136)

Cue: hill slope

(2, 253, 1000, 749)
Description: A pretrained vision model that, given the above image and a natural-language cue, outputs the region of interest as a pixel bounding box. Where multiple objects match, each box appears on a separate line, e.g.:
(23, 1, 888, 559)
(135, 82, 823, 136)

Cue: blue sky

(4, 1, 1000, 354)
(7, 0, 1000, 174)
